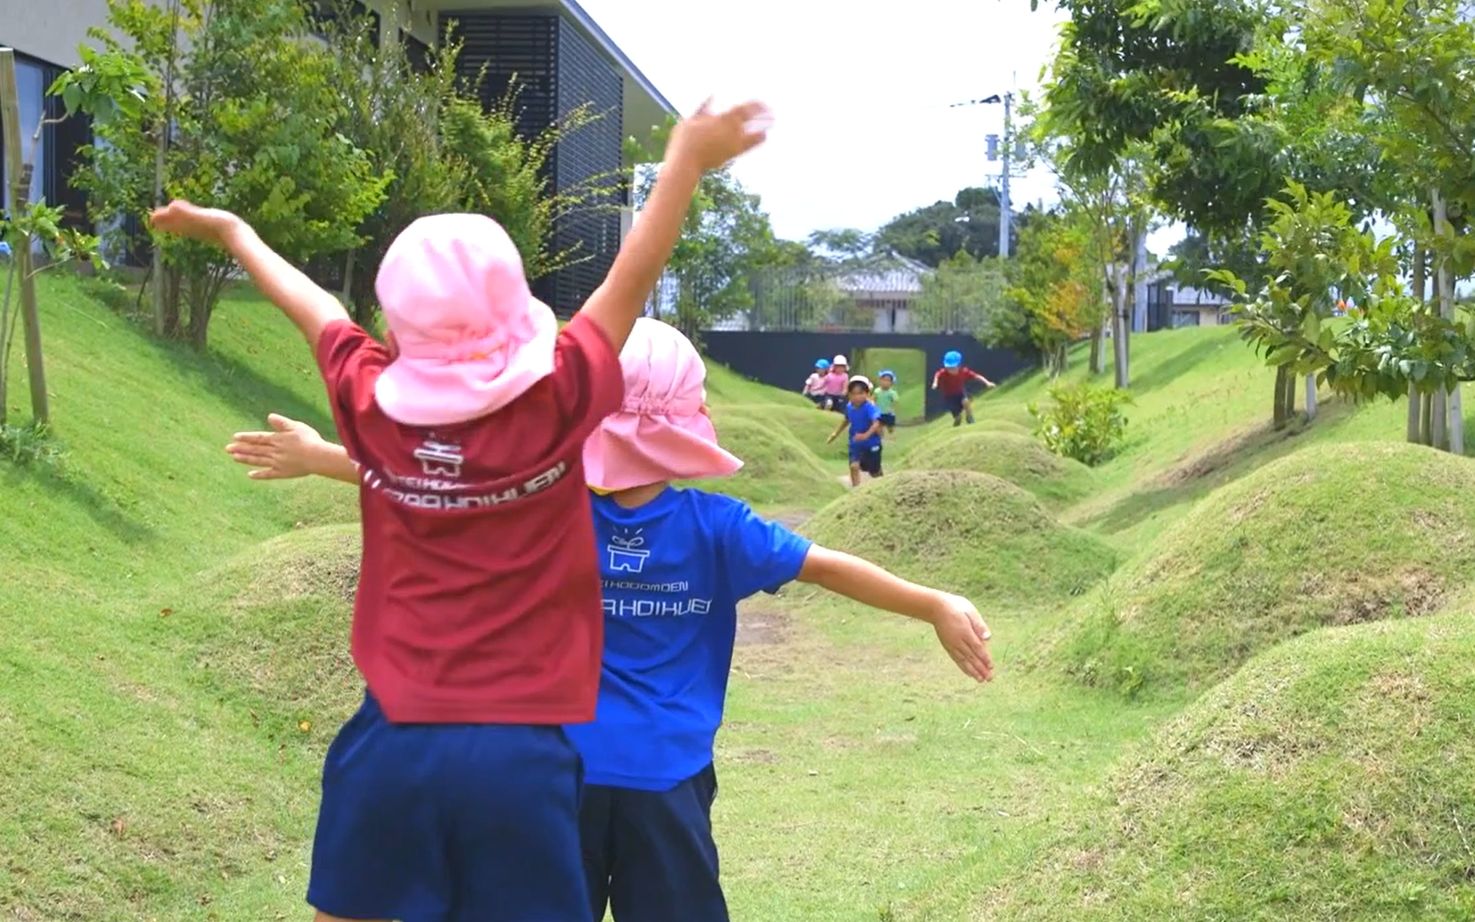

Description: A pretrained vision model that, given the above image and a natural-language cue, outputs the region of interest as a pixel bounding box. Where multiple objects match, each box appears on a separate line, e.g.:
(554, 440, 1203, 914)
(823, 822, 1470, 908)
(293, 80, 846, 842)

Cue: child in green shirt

(874, 370, 899, 433)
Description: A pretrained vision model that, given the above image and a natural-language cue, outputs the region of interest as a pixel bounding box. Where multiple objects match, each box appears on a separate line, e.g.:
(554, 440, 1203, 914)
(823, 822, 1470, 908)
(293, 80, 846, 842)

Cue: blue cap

(816, 358, 831, 370)
(878, 369, 896, 380)
(943, 350, 963, 368)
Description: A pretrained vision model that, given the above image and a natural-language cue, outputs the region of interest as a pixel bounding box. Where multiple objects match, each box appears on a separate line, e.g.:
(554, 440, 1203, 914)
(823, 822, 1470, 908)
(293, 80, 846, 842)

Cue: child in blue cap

(803, 358, 831, 408)
(873, 369, 900, 433)
(931, 350, 995, 426)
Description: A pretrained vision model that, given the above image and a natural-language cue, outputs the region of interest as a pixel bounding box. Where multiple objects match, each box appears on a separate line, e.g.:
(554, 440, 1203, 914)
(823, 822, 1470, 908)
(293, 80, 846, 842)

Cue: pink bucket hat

(373, 213, 557, 426)
(583, 318, 743, 491)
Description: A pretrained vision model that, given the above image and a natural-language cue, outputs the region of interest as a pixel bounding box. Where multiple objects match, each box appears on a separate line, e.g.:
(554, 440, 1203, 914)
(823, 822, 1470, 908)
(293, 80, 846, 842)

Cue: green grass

(1048, 441, 1475, 700)
(697, 414, 843, 513)
(983, 608, 1475, 920)
(11, 272, 1475, 920)
(900, 429, 1096, 508)
(801, 470, 1117, 612)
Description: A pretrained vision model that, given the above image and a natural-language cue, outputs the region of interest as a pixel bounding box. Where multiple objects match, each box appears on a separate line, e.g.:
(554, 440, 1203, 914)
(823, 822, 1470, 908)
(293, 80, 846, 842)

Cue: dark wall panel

(701, 331, 1036, 419)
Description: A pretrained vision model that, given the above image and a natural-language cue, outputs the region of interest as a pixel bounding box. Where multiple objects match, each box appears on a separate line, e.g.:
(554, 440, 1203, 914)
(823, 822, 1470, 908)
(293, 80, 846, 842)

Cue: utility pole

(998, 91, 1012, 259)
(949, 90, 1021, 259)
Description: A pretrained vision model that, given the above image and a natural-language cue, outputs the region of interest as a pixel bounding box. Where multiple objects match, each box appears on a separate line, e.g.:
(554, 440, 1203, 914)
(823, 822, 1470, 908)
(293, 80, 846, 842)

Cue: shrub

(1029, 381, 1130, 466)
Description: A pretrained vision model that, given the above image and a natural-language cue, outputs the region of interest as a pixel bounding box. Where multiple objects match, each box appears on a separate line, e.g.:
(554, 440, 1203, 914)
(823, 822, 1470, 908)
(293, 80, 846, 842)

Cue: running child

(873, 369, 899, 433)
(932, 349, 995, 426)
(803, 358, 831, 408)
(226, 318, 994, 922)
(163, 99, 771, 922)
(826, 375, 884, 486)
(823, 354, 850, 412)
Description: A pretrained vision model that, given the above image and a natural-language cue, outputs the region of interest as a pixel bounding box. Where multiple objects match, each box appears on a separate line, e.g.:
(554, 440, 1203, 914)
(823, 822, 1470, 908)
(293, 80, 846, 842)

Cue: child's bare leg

(849, 463, 861, 487)
(963, 397, 975, 424)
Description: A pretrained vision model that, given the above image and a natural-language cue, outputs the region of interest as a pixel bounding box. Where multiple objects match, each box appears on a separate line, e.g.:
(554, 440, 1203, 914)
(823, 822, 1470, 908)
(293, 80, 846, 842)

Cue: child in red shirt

(931, 349, 995, 426)
(152, 100, 771, 922)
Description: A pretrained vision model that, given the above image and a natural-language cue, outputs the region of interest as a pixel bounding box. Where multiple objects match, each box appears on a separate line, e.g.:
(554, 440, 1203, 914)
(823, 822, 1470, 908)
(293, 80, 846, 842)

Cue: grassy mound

(801, 470, 1115, 609)
(902, 430, 1093, 507)
(987, 610, 1475, 919)
(701, 414, 843, 511)
(1054, 442, 1475, 698)
(185, 525, 363, 733)
(716, 403, 842, 463)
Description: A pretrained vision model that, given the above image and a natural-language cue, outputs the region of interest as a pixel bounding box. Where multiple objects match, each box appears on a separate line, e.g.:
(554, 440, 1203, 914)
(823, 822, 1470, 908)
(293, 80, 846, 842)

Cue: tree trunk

(342, 249, 356, 311)
(1407, 245, 1427, 443)
(1408, 383, 1423, 443)
(1056, 342, 1069, 376)
(1273, 366, 1288, 429)
(1304, 372, 1317, 422)
(1434, 189, 1463, 455)
(1089, 319, 1104, 375)
(160, 265, 182, 338)
(1112, 264, 1130, 388)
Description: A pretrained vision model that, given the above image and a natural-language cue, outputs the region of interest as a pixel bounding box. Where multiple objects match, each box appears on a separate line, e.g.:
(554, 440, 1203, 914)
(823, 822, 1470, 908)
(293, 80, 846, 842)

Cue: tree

(1213, 183, 1379, 428)
(1298, 0, 1475, 453)
(1038, 0, 1285, 385)
(875, 187, 1005, 267)
(80, 0, 389, 348)
(1007, 209, 1100, 376)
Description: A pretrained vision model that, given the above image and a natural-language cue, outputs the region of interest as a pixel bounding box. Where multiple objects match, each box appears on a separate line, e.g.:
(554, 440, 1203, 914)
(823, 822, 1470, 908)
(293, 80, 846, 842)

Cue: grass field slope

(7, 272, 1475, 920)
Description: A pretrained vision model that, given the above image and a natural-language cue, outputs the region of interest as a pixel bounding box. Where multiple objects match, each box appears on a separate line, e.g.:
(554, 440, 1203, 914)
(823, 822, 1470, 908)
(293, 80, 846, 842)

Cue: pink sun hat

(372, 213, 558, 426)
(583, 317, 743, 491)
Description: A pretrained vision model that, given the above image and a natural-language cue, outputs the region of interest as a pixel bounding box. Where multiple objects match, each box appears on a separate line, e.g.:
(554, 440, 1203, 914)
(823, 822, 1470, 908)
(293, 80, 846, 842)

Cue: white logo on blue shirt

(607, 528, 650, 573)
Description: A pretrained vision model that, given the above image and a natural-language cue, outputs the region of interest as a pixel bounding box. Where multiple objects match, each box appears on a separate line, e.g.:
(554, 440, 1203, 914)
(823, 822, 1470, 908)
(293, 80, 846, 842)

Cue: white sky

(582, 0, 1076, 242)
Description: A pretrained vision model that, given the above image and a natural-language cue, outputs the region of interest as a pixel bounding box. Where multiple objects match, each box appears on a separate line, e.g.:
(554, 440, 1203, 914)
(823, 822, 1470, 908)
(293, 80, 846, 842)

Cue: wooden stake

(0, 49, 49, 425)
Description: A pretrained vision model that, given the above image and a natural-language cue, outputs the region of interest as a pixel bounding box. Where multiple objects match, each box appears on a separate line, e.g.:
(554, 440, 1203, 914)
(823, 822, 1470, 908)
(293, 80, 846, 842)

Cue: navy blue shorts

(829, 398, 848, 414)
(581, 765, 726, 922)
(944, 393, 967, 417)
(849, 443, 883, 475)
(809, 394, 827, 408)
(879, 413, 897, 430)
(308, 693, 587, 922)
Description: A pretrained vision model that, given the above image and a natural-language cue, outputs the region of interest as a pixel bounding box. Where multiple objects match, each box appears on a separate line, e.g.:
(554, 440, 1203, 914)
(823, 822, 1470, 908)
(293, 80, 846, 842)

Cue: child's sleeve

(551, 313, 625, 439)
(720, 499, 814, 600)
(315, 319, 391, 456)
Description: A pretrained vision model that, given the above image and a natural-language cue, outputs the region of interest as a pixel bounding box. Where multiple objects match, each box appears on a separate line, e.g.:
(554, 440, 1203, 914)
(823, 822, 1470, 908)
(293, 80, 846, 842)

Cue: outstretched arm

(580, 101, 771, 354)
(226, 414, 358, 484)
(798, 546, 993, 682)
(931, 371, 942, 390)
(970, 370, 996, 388)
(826, 416, 849, 443)
(150, 202, 348, 348)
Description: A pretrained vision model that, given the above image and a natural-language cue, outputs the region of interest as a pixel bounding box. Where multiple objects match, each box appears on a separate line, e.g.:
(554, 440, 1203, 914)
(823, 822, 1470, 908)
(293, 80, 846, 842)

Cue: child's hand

(149, 200, 241, 247)
(930, 594, 993, 683)
(226, 414, 328, 480)
(667, 100, 771, 173)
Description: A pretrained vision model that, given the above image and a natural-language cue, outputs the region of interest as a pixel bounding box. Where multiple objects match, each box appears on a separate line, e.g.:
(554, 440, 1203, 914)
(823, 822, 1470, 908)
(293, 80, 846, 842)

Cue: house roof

(836, 252, 932, 296)
(420, 0, 676, 145)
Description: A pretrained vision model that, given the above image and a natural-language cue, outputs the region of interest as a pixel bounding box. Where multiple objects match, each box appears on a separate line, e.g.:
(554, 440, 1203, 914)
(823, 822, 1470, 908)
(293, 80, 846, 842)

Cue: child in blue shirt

(826, 375, 884, 487)
(225, 320, 993, 922)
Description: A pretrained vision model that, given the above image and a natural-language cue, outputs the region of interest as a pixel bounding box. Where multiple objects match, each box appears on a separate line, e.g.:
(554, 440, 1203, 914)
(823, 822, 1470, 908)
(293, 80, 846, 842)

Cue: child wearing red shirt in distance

(227, 319, 994, 922)
(932, 349, 995, 426)
(153, 100, 771, 922)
